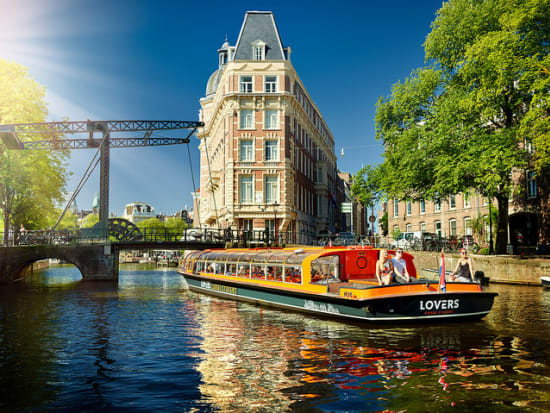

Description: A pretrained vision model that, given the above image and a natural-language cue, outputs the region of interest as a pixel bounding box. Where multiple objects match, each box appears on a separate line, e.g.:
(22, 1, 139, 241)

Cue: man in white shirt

(391, 249, 410, 283)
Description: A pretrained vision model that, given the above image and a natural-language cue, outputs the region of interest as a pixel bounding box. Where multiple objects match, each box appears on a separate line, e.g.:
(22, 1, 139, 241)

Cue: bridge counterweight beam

(99, 131, 110, 231)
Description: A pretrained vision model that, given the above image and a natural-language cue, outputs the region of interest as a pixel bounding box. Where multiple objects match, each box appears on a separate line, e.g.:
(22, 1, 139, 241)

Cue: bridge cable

(186, 139, 201, 228)
(51, 134, 108, 231)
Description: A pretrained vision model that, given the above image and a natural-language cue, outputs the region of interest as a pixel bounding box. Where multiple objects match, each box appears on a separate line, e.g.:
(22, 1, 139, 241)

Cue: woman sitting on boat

(376, 248, 394, 285)
(449, 248, 474, 282)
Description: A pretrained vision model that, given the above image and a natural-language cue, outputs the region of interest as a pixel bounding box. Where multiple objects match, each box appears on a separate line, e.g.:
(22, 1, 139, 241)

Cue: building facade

(196, 11, 343, 244)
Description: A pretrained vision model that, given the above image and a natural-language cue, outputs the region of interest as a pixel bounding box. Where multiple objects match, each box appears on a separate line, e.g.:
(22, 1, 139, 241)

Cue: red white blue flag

(439, 251, 446, 292)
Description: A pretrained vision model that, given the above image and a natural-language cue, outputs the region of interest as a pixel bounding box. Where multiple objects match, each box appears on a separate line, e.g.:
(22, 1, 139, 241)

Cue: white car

(391, 232, 420, 249)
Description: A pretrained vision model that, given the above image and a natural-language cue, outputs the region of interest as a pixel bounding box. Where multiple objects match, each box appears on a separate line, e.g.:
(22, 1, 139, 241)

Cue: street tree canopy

(366, 0, 550, 253)
(0, 59, 70, 239)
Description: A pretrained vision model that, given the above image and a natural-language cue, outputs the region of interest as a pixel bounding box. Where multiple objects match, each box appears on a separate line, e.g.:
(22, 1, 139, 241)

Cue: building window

(449, 195, 456, 210)
(464, 191, 471, 208)
(420, 222, 426, 232)
(393, 198, 399, 218)
(265, 176, 279, 204)
(265, 76, 277, 93)
(527, 170, 537, 198)
(239, 139, 253, 161)
(252, 42, 265, 60)
(265, 140, 278, 161)
(464, 217, 472, 235)
(435, 221, 442, 237)
(434, 199, 441, 212)
(239, 176, 253, 204)
(406, 224, 412, 232)
(406, 200, 412, 216)
(449, 219, 457, 236)
(420, 199, 425, 214)
(240, 76, 253, 93)
(239, 110, 254, 129)
(264, 110, 279, 129)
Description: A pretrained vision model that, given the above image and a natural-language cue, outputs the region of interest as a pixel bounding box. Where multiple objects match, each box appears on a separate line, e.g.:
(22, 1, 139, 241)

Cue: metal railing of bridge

(1, 228, 321, 248)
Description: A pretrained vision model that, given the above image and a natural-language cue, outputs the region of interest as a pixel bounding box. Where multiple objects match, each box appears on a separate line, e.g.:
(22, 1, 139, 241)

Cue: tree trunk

(495, 192, 509, 254)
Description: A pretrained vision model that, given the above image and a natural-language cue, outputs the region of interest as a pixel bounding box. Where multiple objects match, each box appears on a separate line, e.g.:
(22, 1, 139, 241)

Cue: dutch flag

(439, 250, 446, 293)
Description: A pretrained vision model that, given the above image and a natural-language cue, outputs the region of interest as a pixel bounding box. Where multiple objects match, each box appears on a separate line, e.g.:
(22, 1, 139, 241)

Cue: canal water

(1, 265, 550, 412)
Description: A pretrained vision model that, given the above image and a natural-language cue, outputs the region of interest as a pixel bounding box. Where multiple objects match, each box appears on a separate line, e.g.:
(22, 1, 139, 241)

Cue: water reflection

(191, 284, 550, 412)
(2, 268, 550, 411)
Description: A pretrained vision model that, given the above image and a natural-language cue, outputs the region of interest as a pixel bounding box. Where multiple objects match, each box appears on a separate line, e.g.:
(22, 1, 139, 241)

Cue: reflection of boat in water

(541, 276, 550, 288)
(177, 246, 497, 322)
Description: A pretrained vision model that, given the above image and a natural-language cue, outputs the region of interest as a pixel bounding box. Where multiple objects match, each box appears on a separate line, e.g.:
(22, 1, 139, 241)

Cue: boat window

(251, 251, 270, 264)
(266, 265, 283, 281)
(310, 255, 340, 283)
(285, 251, 316, 265)
(237, 263, 250, 278)
(285, 266, 302, 284)
(237, 253, 255, 263)
(251, 265, 265, 280)
(214, 262, 225, 275)
(226, 263, 237, 276)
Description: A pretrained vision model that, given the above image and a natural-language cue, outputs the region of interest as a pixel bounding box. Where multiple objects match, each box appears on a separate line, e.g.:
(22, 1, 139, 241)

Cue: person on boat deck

(391, 249, 410, 283)
(450, 248, 474, 282)
(376, 249, 394, 285)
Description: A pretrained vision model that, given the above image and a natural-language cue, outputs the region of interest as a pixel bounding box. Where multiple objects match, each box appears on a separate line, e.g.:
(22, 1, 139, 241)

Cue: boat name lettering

(420, 299, 460, 311)
(304, 300, 340, 314)
(201, 280, 237, 295)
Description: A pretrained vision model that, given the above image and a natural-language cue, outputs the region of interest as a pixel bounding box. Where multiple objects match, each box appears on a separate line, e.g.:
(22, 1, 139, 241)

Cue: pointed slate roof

(233, 11, 286, 61)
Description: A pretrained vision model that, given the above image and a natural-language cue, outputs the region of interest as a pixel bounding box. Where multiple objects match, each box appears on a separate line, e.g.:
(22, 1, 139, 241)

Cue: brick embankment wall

(410, 250, 550, 285)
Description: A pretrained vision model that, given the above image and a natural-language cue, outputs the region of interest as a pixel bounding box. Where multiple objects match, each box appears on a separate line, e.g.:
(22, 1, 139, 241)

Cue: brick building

(195, 11, 343, 244)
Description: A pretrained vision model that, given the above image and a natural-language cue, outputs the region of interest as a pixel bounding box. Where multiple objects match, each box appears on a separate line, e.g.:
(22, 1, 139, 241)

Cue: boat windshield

(310, 255, 340, 283)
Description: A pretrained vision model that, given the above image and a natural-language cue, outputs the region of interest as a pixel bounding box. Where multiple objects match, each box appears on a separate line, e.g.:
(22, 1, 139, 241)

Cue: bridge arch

(0, 245, 118, 283)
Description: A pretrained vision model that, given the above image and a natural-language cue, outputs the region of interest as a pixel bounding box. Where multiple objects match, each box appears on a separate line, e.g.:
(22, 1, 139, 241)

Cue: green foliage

(164, 218, 188, 232)
(46, 209, 79, 230)
(81, 213, 99, 228)
(392, 227, 401, 240)
(0, 59, 70, 234)
(372, 0, 550, 253)
(136, 218, 165, 232)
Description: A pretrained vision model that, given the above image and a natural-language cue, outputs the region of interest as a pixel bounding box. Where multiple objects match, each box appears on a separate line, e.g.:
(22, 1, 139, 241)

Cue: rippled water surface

(1, 265, 550, 412)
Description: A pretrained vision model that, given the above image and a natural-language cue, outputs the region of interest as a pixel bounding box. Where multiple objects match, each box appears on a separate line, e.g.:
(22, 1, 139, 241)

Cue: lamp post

(273, 201, 279, 245)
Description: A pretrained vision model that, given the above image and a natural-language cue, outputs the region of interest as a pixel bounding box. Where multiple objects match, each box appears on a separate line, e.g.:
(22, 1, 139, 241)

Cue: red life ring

(357, 256, 367, 269)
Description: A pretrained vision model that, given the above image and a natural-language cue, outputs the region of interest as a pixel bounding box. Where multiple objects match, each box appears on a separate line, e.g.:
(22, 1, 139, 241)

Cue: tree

(136, 218, 165, 232)
(372, 0, 550, 254)
(81, 213, 99, 228)
(0, 59, 69, 242)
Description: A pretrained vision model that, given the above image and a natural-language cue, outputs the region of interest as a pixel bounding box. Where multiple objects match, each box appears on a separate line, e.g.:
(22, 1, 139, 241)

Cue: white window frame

(264, 175, 279, 204)
(239, 139, 254, 161)
(239, 176, 254, 204)
(239, 110, 254, 129)
(464, 217, 472, 235)
(449, 195, 456, 210)
(406, 224, 412, 232)
(264, 139, 279, 162)
(449, 218, 457, 236)
(264, 109, 279, 130)
(463, 191, 471, 208)
(420, 222, 426, 232)
(434, 199, 441, 212)
(240, 76, 253, 93)
(393, 198, 399, 218)
(406, 200, 412, 216)
(252, 40, 266, 61)
(420, 199, 425, 214)
(265, 75, 277, 93)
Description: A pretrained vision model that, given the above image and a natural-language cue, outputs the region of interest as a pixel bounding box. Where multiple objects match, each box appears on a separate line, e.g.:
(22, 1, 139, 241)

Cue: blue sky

(0, 0, 444, 216)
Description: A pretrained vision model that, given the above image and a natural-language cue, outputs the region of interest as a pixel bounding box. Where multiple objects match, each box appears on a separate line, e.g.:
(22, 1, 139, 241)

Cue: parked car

(333, 232, 357, 246)
(391, 231, 421, 249)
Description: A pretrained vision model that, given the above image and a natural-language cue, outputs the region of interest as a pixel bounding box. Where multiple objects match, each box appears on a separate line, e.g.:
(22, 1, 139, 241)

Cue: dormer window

(252, 40, 266, 60)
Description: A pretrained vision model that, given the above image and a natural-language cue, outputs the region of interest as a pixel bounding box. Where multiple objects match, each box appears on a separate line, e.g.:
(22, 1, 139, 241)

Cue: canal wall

(412, 250, 550, 285)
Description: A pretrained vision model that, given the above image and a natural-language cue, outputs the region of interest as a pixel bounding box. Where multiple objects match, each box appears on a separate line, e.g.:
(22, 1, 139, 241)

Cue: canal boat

(177, 246, 497, 323)
(541, 276, 550, 288)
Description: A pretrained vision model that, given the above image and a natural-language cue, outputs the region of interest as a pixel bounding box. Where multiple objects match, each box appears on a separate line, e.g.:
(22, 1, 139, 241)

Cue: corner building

(197, 11, 342, 244)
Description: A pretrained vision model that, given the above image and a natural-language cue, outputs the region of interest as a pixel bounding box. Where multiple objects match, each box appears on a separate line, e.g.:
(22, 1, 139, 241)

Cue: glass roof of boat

(195, 249, 322, 265)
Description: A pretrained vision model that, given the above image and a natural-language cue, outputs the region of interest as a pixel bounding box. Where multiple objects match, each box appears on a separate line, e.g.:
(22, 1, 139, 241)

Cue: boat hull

(542, 276, 550, 287)
(181, 273, 497, 323)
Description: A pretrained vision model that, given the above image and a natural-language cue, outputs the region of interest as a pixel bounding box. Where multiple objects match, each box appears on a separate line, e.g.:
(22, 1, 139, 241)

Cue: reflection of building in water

(195, 296, 302, 411)
(122, 202, 155, 224)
